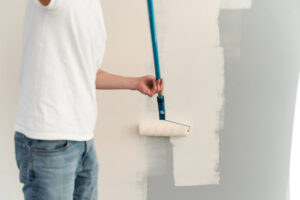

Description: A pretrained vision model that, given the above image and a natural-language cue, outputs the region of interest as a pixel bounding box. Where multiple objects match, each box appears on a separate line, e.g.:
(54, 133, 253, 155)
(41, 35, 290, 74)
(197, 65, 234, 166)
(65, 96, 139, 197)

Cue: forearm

(95, 69, 139, 90)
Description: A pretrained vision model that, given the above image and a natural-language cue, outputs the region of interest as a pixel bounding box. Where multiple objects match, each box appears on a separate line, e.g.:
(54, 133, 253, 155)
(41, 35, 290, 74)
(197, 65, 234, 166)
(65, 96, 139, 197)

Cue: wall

(147, 0, 300, 199)
(0, 0, 299, 200)
(0, 1, 26, 199)
(97, 2, 224, 199)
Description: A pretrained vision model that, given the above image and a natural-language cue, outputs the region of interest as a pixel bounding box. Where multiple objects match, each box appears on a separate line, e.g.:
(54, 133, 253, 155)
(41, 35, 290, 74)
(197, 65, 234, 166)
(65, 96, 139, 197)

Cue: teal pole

(147, 0, 165, 120)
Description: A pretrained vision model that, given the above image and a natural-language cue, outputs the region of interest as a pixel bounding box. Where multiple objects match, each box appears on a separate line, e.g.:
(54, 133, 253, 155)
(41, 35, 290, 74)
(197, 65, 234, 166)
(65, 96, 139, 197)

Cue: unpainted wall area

(0, 1, 26, 199)
(147, 0, 300, 199)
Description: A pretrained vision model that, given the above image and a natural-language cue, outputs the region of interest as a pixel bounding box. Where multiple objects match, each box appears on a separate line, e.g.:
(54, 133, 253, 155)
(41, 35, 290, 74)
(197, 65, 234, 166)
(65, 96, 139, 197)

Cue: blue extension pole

(147, 0, 166, 120)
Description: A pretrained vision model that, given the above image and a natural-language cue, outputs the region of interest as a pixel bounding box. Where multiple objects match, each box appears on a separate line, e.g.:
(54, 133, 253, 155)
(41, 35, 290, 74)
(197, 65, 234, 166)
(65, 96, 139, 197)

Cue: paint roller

(138, 0, 191, 137)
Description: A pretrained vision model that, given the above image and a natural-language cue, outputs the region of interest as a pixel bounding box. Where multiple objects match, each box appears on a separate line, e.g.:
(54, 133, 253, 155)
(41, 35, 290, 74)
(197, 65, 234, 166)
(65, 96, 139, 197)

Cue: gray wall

(147, 0, 300, 199)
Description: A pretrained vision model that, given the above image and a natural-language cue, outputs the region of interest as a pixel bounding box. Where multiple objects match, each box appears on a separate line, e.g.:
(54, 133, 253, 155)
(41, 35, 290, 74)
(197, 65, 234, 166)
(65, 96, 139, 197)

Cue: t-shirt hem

(14, 124, 94, 141)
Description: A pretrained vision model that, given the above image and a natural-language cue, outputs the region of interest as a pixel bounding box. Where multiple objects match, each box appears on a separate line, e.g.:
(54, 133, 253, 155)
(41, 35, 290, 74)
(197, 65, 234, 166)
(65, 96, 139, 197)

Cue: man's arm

(95, 69, 163, 97)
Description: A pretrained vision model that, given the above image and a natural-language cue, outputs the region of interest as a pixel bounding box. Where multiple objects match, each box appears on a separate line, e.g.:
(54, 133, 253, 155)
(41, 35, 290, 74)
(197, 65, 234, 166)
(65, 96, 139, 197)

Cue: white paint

(220, 0, 252, 10)
(290, 72, 300, 200)
(157, 0, 224, 186)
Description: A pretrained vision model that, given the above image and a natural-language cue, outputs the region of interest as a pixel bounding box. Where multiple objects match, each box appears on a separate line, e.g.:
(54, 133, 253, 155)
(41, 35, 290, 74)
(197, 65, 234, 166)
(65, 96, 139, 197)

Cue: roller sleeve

(138, 120, 190, 137)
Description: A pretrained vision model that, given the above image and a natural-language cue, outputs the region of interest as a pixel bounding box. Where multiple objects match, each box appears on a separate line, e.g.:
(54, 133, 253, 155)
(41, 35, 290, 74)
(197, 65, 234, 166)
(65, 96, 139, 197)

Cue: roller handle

(157, 94, 165, 120)
(147, 0, 166, 120)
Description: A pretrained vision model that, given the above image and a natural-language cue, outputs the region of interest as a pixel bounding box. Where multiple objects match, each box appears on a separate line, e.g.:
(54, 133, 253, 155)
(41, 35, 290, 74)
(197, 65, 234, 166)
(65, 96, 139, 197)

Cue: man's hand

(95, 69, 163, 97)
(39, 0, 51, 6)
(136, 75, 163, 97)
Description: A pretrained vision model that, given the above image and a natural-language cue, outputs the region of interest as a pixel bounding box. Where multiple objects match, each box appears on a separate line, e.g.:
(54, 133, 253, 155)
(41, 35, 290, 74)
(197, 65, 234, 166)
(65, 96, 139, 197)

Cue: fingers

(157, 78, 163, 94)
(139, 76, 164, 97)
(149, 79, 157, 97)
(148, 78, 163, 97)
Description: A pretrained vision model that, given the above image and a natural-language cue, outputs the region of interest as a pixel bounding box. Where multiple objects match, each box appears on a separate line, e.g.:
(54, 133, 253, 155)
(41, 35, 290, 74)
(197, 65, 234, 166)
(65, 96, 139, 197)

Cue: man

(13, 0, 163, 199)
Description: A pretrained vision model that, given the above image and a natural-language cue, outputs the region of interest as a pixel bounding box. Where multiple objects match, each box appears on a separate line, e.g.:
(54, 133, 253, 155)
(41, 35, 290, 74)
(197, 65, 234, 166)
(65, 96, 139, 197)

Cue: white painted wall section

(157, 0, 224, 186)
(221, 0, 252, 9)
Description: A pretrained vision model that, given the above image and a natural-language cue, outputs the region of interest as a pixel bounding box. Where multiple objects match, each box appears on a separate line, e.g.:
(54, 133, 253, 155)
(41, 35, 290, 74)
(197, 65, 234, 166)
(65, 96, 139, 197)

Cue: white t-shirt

(14, 0, 107, 141)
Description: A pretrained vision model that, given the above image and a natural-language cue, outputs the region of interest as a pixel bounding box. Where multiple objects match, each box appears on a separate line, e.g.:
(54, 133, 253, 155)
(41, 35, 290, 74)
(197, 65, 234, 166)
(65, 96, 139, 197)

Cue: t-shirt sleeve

(34, 0, 61, 10)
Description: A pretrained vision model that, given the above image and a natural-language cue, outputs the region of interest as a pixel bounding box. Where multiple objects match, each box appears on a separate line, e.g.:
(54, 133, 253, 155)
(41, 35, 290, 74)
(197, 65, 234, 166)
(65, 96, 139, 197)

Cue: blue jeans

(14, 131, 99, 200)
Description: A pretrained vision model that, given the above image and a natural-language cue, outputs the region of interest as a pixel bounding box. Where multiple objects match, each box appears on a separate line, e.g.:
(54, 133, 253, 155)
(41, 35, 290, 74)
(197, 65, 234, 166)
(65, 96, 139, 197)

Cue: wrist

(130, 77, 140, 90)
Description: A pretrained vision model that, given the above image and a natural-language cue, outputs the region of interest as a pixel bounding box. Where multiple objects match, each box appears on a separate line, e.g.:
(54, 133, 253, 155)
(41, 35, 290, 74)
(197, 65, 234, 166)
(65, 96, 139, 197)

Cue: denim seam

(30, 144, 36, 200)
(21, 144, 27, 183)
(30, 140, 72, 153)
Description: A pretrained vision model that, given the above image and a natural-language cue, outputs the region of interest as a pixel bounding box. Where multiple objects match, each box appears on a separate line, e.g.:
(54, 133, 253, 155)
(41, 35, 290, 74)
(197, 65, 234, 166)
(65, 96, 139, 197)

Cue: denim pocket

(30, 139, 72, 153)
(14, 137, 27, 183)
